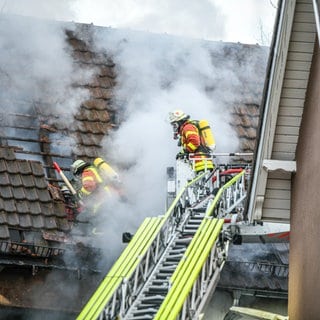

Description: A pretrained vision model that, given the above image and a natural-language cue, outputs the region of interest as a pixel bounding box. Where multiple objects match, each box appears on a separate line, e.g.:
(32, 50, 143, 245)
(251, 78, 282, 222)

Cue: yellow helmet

(71, 159, 86, 175)
(168, 109, 189, 123)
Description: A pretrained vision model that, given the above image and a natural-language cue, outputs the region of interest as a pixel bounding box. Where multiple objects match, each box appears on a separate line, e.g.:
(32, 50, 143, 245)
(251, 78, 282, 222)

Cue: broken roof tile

(53, 202, 67, 218)
(43, 217, 58, 229)
(40, 202, 54, 216)
(0, 147, 16, 160)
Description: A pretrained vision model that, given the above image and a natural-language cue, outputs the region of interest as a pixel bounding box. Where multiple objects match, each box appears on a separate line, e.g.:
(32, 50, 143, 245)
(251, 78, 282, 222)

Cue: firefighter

(71, 159, 113, 234)
(168, 109, 214, 173)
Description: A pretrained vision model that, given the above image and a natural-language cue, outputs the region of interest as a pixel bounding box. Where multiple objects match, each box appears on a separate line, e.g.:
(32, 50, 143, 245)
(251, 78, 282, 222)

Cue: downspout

(246, 0, 287, 222)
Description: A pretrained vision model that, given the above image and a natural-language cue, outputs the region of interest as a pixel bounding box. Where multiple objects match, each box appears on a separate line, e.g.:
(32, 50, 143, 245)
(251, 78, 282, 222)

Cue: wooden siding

(250, 0, 316, 223)
(265, 0, 316, 221)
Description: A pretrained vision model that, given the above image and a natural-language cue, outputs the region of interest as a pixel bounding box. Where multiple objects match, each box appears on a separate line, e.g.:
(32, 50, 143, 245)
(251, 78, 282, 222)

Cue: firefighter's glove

(176, 151, 187, 160)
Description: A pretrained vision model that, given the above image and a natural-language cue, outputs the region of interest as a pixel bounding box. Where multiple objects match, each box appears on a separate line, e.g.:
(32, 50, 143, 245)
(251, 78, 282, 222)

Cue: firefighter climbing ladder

(77, 162, 248, 320)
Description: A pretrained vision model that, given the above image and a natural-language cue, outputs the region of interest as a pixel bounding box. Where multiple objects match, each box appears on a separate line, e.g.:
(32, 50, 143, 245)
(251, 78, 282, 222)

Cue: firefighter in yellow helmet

(71, 159, 115, 235)
(168, 109, 214, 173)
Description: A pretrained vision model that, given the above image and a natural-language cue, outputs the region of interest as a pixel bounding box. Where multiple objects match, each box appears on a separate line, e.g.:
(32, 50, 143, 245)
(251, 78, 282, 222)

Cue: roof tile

(21, 175, 35, 188)
(16, 200, 29, 214)
(3, 199, 16, 213)
(0, 211, 7, 224)
(0, 172, 10, 185)
(6, 161, 19, 174)
(37, 189, 52, 202)
(0, 147, 15, 160)
(0, 159, 7, 172)
(29, 202, 42, 215)
(19, 214, 32, 228)
(40, 202, 54, 216)
(0, 186, 13, 199)
(17, 160, 33, 175)
(25, 188, 39, 201)
(44, 217, 58, 229)
(31, 215, 45, 229)
(30, 161, 45, 177)
(12, 187, 26, 200)
(6, 212, 19, 226)
(9, 174, 23, 187)
(33, 176, 48, 189)
(0, 225, 9, 239)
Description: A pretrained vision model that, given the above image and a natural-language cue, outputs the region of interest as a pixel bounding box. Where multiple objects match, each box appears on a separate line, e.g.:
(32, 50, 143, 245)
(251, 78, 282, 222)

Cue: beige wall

(289, 42, 320, 319)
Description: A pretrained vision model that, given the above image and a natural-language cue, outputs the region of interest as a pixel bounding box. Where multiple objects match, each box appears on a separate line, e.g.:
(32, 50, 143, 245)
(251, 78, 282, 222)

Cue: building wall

(289, 41, 320, 319)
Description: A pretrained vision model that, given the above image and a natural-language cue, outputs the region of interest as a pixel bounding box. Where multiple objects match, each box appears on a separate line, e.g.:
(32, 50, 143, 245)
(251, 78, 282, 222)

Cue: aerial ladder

(77, 155, 250, 320)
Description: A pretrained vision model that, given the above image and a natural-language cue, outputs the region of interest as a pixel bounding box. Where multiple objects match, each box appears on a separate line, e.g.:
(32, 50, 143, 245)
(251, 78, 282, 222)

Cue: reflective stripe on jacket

(179, 121, 214, 172)
(81, 166, 103, 196)
(179, 122, 200, 153)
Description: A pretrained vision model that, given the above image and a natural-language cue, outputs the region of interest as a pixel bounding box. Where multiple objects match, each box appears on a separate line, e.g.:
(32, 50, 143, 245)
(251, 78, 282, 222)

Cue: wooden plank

(286, 60, 312, 71)
(261, 208, 291, 221)
(265, 188, 291, 200)
(273, 142, 297, 153)
(284, 68, 310, 80)
(289, 41, 315, 53)
(277, 115, 302, 127)
(281, 88, 306, 99)
(266, 178, 291, 190)
(278, 106, 304, 117)
(292, 21, 316, 32)
(286, 51, 313, 62)
(275, 124, 300, 135)
(280, 97, 305, 108)
(291, 30, 316, 42)
(296, 2, 315, 12)
(294, 11, 315, 24)
(283, 78, 308, 88)
(271, 151, 296, 161)
(264, 198, 291, 210)
(274, 134, 299, 144)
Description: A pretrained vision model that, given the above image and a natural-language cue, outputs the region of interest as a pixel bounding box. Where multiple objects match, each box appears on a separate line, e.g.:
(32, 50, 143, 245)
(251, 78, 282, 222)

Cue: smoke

(80, 28, 257, 255)
(0, 13, 92, 123)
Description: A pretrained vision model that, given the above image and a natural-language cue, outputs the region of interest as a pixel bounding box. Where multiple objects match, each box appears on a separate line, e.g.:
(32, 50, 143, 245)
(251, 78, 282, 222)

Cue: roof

(0, 16, 272, 313)
(219, 243, 289, 295)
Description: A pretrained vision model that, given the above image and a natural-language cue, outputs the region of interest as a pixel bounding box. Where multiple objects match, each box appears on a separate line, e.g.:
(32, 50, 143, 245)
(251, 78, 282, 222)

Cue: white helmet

(71, 159, 86, 175)
(168, 109, 189, 124)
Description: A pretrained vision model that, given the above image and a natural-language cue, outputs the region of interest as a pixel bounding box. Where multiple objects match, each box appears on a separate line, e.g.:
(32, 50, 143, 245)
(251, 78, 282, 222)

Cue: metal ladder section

(77, 167, 248, 320)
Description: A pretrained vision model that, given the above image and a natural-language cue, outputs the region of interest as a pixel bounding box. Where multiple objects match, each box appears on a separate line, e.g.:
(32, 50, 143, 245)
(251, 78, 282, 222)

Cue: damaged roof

(0, 16, 272, 314)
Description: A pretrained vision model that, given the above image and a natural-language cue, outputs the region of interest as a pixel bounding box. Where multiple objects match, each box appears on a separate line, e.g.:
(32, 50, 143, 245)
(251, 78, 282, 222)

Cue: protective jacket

(179, 121, 214, 172)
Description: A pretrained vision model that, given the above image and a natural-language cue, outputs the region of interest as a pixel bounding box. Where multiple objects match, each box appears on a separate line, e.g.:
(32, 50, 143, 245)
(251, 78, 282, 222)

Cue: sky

(0, 0, 278, 45)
